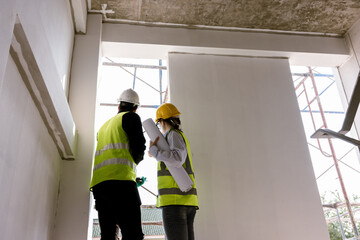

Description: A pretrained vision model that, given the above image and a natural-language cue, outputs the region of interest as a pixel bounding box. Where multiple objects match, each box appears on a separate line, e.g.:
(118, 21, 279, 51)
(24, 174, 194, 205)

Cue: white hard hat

(118, 88, 140, 106)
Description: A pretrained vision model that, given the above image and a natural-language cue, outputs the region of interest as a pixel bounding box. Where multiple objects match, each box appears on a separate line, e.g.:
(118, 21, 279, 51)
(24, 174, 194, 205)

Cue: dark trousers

(92, 180, 144, 240)
(162, 206, 197, 240)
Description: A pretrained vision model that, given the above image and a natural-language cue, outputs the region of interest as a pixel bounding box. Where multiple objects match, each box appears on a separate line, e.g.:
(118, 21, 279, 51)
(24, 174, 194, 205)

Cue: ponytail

(164, 117, 182, 131)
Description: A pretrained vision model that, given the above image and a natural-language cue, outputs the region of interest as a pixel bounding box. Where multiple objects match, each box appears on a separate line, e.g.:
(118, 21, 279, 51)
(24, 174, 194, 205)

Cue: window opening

(292, 66, 360, 240)
(90, 57, 167, 240)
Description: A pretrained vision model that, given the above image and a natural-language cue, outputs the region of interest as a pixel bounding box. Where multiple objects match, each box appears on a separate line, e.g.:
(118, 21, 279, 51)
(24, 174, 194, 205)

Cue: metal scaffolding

(101, 57, 168, 109)
(294, 67, 359, 239)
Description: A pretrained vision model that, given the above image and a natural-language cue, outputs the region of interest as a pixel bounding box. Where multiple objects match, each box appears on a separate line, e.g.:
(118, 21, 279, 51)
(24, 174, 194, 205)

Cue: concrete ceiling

(89, 0, 360, 36)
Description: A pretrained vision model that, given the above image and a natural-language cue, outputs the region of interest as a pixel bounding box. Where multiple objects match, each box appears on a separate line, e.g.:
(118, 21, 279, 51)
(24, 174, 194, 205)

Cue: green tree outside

(321, 191, 360, 240)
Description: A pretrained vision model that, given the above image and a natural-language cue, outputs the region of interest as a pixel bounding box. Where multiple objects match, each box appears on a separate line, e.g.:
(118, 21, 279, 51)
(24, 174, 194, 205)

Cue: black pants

(92, 180, 144, 240)
(162, 206, 197, 240)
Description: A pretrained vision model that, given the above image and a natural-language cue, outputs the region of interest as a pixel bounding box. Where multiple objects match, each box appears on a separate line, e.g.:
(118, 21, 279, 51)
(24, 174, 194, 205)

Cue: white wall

(53, 14, 102, 240)
(0, 0, 76, 239)
(0, 0, 17, 91)
(168, 53, 330, 240)
(337, 19, 360, 140)
(0, 1, 76, 155)
(0, 55, 62, 240)
(18, 0, 74, 98)
(102, 23, 349, 67)
(0, 0, 74, 98)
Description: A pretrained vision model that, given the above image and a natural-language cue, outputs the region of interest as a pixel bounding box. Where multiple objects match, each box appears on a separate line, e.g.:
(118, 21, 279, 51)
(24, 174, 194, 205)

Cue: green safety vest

(157, 129, 199, 208)
(90, 112, 136, 189)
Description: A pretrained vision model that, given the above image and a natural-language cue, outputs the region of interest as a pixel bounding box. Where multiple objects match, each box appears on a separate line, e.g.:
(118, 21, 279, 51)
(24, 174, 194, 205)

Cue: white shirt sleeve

(149, 130, 188, 168)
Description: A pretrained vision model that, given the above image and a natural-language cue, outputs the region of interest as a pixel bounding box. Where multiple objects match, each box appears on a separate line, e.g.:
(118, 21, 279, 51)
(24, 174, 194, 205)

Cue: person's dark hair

(162, 117, 182, 131)
(118, 101, 138, 113)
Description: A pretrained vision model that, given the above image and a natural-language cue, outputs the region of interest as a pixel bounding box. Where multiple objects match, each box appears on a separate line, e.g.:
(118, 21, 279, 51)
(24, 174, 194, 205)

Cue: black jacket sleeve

(122, 112, 146, 165)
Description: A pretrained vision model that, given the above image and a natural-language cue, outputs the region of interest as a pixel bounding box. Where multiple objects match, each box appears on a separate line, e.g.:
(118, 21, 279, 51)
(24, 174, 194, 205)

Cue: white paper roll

(143, 118, 193, 192)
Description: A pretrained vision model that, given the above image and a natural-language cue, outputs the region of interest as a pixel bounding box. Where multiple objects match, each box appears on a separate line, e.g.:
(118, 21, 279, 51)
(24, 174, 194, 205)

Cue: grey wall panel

(168, 53, 329, 240)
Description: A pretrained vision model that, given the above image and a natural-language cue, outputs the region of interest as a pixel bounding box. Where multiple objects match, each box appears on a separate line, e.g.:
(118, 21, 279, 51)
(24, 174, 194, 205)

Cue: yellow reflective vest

(90, 112, 136, 189)
(157, 129, 199, 208)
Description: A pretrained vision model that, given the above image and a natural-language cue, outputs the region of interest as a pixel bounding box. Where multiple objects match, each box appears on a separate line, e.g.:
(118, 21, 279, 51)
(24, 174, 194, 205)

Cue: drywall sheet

(168, 53, 330, 240)
(0, 56, 61, 240)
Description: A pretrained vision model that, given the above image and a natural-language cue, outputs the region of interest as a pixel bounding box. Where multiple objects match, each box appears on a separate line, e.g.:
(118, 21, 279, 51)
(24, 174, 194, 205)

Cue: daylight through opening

(292, 66, 360, 240)
(90, 57, 168, 240)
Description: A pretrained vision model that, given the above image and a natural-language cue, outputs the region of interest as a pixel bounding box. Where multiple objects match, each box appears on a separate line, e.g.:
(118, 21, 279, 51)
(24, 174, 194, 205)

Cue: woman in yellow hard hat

(149, 103, 199, 240)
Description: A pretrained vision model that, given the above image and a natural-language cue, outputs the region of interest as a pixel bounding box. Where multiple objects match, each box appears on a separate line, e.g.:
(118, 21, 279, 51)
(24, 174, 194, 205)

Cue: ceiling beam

(102, 23, 350, 67)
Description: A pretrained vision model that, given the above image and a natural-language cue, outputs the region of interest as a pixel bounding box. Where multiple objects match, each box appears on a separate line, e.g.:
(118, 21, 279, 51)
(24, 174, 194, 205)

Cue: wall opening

(90, 57, 167, 239)
(292, 66, 360, 240)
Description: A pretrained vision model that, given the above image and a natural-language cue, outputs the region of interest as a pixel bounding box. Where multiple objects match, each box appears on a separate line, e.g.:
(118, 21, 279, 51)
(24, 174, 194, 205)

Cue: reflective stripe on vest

(90, 112, 136, 189)
(95, 142, 130, 156)
(158, 156, 194, 176)
(93, 157, 136, 171)
(157, 129, 198, 208)
(158, 188, 197, 196)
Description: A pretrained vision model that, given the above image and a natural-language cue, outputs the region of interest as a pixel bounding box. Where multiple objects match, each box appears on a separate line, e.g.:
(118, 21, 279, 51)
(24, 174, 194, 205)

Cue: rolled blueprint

(142, 118, 193, 192)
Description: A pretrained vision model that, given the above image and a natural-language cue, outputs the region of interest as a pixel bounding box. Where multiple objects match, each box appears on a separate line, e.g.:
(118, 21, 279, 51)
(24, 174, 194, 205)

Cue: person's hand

(148, 137, 159, 158)
(150, 136, 159, 148)
(136, 177, 146, 187)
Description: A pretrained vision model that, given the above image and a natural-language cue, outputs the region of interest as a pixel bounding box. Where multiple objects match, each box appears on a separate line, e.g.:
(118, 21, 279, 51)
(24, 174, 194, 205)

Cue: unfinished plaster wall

(168, 53, 330, 240)
(92, 0, 360, 35)
(0, 56, 62, 240)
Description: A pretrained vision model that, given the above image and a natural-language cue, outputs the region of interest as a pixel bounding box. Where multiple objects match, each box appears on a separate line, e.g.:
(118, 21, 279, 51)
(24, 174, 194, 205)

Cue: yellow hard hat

(156, 103, 181, 122)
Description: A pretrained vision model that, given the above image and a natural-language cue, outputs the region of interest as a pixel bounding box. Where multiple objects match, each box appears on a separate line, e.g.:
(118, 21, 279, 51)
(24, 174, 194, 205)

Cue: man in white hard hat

(90, 88, 146, 240)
